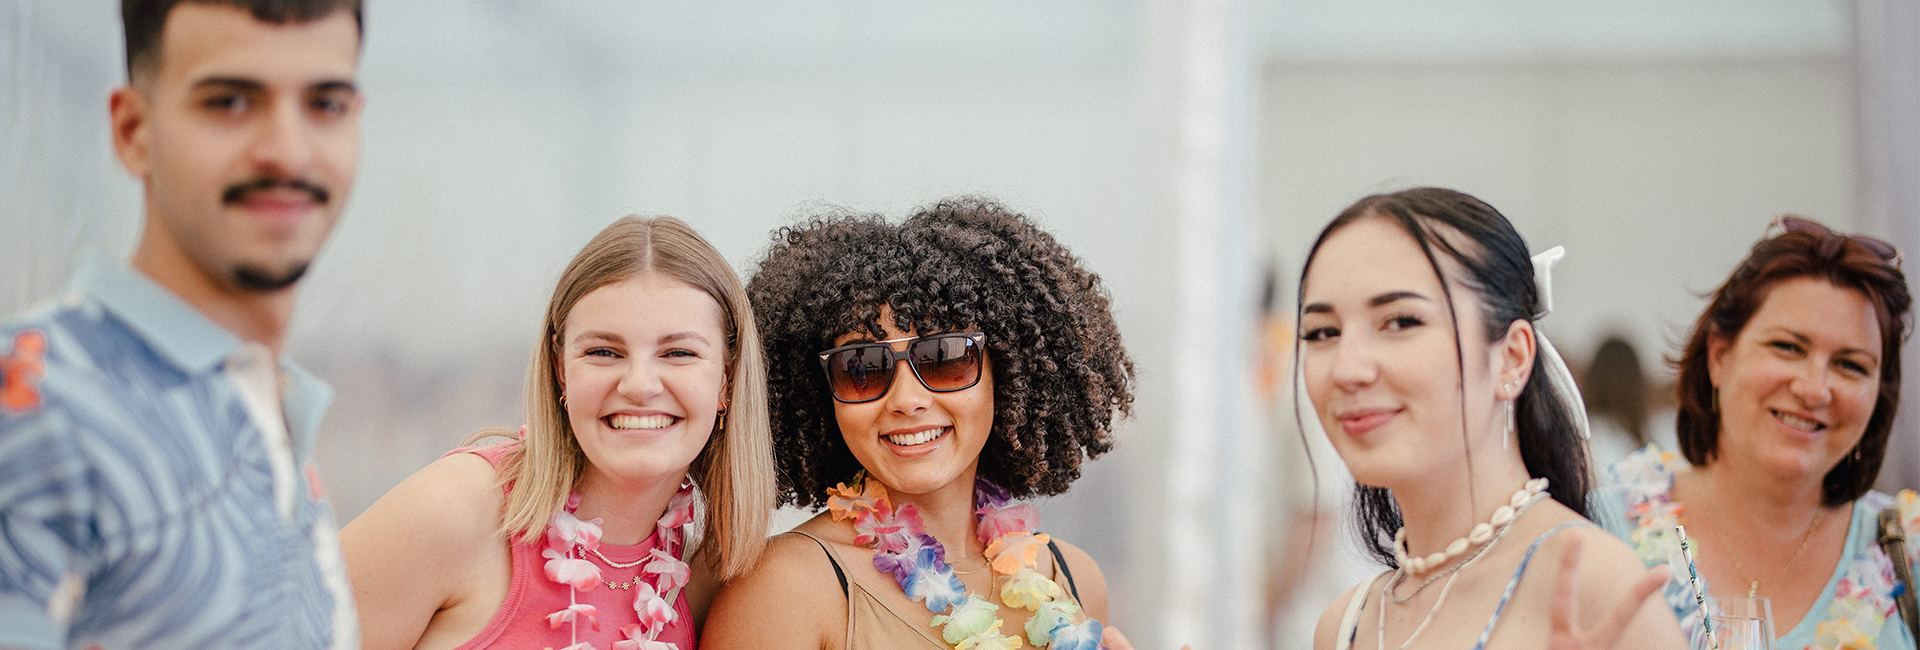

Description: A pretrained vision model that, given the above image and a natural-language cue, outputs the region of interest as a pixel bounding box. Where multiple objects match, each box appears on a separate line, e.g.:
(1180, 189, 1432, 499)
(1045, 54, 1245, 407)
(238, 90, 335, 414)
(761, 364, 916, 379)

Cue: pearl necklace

(1393, 477, 1548, 574)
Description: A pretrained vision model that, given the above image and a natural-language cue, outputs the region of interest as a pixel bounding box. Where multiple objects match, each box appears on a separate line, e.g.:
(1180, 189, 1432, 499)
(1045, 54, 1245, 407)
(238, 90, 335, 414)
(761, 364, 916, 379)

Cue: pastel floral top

(1591, 445, 1920, 650)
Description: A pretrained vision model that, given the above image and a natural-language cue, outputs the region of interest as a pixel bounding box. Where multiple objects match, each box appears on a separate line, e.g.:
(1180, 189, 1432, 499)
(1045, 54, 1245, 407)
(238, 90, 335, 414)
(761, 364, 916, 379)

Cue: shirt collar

(74, 255, 238, 375)
(281, 360, 334, 460)
(73, 256, 334, 454)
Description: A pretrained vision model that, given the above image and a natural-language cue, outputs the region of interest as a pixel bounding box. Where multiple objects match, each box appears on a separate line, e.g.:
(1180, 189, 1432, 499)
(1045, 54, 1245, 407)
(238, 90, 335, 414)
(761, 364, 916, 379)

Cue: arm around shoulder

(340, 452, 507, 650)
(702, 533, 848, 650)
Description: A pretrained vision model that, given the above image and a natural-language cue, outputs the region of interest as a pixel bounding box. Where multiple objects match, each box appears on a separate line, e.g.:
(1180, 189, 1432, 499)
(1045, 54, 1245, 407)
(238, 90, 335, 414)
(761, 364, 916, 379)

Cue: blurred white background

(5, 1, 1917, 648)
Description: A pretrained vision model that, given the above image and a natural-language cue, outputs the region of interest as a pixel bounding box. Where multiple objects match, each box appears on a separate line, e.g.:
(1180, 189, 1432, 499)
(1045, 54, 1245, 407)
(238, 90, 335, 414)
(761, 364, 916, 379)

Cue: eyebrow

(190, 77, 359, 94)
(191, 77, 266, 94)
(572, 330, 623, 346)
(659, 332, 713, 347)
(1301, 291, 1430, 315)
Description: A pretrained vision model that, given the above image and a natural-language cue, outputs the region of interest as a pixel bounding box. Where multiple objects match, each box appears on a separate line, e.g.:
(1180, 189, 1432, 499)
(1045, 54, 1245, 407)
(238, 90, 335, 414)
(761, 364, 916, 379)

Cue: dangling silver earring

(1503, 379, 1520, 450)
(1504, 399, 1516, 450)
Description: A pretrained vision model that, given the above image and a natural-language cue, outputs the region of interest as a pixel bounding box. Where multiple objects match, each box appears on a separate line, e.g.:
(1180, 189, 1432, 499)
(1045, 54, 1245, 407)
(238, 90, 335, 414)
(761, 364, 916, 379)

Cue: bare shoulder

(344, 451, 503, 550)
(1043, 537, 1111, 620)
(703, 518, 848, 650)
(1313, 576, 1376, 650)
(342, 450, 508, 650)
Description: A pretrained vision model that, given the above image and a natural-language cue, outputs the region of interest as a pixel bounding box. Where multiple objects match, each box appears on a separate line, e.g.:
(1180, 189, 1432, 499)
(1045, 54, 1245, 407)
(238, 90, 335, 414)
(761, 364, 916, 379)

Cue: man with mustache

(0, 1, 364, 648)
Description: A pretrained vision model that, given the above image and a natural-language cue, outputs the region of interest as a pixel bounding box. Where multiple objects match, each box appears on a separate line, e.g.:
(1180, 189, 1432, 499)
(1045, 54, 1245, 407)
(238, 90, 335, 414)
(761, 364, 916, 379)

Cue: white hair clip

(1529, 246, 1590, 440)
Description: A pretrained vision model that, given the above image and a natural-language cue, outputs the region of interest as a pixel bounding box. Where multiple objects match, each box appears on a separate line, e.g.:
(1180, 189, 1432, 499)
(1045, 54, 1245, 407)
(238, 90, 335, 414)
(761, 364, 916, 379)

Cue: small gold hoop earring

(559, 396, 567, 408)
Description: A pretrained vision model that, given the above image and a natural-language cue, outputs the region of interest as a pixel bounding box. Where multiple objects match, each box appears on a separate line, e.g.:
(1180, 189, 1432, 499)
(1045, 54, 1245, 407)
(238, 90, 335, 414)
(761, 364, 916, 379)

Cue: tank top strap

(1470, 520, 1593, 650)
(786, 530, 851, 598)
(1337, 572, 1387, 650)
(1046, 538, 1082, 602)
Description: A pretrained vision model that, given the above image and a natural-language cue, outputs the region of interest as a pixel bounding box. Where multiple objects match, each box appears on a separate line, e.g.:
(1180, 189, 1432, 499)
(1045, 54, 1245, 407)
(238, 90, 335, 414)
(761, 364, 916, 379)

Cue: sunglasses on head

(817, 332, 987, 403)
(1770, 215, 1903, 266)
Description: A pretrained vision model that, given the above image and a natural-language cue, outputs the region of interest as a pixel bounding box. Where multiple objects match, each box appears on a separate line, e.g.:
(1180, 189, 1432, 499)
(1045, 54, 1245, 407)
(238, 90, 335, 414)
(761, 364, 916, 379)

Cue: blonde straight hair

(475, 215, 774, 580)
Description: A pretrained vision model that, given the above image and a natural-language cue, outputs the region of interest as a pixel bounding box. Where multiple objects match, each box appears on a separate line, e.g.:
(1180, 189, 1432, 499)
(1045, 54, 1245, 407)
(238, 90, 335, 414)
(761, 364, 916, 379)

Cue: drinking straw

(1676, 525, 1719, 650)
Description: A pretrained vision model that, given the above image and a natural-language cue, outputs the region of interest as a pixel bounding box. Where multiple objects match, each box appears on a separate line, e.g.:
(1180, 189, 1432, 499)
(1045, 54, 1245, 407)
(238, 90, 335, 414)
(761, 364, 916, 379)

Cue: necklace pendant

(1749, 581, 1759, 598)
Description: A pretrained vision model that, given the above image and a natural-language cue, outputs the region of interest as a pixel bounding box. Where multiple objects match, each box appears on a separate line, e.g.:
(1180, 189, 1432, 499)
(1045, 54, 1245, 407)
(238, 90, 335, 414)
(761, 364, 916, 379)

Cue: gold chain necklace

(1698, 492, 1828, 598)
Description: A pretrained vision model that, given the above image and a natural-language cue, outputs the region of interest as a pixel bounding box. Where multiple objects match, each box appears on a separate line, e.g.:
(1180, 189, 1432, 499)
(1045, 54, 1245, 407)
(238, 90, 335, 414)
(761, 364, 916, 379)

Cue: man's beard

(231, 262, 309, 292)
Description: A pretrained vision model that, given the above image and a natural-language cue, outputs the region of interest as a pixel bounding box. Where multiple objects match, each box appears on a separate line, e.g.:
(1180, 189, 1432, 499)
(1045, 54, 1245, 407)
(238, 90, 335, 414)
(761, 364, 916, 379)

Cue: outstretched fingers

(1600, 566, 1671, 633)
(1550, 537, 1586, 646)
(1550, 537, 1672, 650)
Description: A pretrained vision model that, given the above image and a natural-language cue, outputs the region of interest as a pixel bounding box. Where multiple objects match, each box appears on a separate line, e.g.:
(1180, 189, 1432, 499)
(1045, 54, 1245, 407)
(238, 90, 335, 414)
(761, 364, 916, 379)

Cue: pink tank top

(449, 444, 699, 650)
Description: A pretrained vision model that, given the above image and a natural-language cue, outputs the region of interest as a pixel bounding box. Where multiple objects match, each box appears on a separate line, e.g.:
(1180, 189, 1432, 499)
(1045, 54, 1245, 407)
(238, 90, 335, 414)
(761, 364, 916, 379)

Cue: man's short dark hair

(122, 0, 364, 79)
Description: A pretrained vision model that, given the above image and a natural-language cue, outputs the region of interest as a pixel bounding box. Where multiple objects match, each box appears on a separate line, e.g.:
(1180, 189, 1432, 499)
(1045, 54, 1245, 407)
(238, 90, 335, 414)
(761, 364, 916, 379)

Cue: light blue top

(1592, 445, 1918, 650)
(0, 257, 355, 649)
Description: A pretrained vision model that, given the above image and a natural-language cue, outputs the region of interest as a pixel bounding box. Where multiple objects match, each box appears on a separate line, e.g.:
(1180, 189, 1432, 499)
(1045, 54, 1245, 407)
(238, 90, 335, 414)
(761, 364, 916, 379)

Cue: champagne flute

(1701, 595, 1775, 650)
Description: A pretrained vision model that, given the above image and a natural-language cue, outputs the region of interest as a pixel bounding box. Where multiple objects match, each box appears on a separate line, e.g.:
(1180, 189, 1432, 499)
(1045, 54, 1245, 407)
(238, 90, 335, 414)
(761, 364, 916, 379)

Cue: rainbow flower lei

(827, 475, 1105, 650)
(540, 482, 698, 650)
(1605, 446, 1920, 650)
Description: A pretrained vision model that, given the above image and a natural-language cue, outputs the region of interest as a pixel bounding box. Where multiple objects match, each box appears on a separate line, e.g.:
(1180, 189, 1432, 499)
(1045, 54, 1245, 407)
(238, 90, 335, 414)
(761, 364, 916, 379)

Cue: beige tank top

(788, 530, 1086, 650)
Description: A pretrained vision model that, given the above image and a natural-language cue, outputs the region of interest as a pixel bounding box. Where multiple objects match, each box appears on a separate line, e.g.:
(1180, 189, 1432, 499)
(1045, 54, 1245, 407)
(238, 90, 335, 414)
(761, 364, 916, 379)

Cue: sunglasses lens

(911, 336, 981, 392)
(1778, 216, 1824, 235)
(1779, 216, 1901, 263)
(1857, 237, 1902, 262)
(826, 346, 893, 402)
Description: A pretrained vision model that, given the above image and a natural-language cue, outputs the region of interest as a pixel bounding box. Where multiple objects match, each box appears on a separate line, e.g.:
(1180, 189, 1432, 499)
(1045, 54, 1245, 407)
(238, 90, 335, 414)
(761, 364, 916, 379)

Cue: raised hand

(1549, 537, 1671, 650)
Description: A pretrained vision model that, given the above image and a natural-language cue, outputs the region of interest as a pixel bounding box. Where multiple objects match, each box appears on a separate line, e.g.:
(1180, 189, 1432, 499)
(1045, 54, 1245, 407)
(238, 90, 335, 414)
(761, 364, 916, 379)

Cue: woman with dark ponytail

(1298, 188, 1684, 649)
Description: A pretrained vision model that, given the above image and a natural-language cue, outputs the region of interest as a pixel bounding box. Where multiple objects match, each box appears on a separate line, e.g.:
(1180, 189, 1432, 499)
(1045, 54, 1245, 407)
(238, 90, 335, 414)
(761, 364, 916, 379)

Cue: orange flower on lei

(827, 478, 891, 522)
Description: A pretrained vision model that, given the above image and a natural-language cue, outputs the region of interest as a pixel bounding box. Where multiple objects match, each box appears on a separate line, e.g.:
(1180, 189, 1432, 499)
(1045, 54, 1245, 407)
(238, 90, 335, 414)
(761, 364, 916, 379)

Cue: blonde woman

(343, 216, 776, 650)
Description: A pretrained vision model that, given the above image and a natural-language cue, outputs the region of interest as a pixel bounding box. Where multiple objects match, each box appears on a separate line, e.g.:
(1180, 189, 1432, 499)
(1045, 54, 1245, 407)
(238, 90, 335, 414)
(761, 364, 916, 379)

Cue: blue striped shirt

(0, 258, 357, 649)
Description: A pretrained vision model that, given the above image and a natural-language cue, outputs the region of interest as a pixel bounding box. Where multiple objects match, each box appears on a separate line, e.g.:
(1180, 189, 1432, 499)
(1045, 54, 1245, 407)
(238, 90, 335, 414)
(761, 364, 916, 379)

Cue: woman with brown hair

(1592, 216, 1918, 649)
(342, 216, 776, 650)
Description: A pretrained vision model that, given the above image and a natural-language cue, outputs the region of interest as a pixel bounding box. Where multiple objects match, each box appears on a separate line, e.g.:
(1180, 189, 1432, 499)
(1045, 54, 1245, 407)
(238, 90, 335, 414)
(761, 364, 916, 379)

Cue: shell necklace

(1378, 478, 1550, 650)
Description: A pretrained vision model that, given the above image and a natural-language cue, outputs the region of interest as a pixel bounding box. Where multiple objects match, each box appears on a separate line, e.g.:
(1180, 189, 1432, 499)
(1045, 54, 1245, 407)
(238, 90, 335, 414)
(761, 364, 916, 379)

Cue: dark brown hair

(747, 197, 1135, 509)
(1298, 188, 1590, 568)
(1674, 220, 1911, 506)
(123, 0, 364, 78)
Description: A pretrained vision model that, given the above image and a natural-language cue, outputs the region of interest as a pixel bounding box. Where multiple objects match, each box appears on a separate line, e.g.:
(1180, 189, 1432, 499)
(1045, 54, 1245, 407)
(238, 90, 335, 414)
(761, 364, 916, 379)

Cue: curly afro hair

(747, 196, 1136, 510)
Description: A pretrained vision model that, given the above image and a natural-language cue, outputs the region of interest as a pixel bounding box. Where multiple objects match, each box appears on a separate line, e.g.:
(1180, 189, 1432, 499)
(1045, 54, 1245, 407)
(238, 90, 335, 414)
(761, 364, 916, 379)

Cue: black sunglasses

(1771, 215, 1903, 266)
(817, 332, 987, 403)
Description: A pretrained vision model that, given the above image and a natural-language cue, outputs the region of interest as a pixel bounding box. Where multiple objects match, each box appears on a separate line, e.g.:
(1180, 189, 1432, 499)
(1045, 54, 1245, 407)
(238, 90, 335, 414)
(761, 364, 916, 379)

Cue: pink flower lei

(826, 474, 1106, 650)
(541, 481, 698, 650)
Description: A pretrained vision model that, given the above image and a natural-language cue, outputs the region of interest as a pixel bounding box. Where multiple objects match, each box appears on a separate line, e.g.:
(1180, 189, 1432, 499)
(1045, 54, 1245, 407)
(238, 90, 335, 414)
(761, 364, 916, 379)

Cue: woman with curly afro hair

(704, 197, 1141, 650)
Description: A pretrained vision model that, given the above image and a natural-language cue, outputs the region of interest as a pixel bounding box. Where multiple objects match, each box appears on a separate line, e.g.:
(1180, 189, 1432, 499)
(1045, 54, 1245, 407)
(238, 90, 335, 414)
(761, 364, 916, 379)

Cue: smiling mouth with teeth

(1773, 410, 1827, 432)
(608, 414, 678, 430)
(885, 427, 948, 446)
